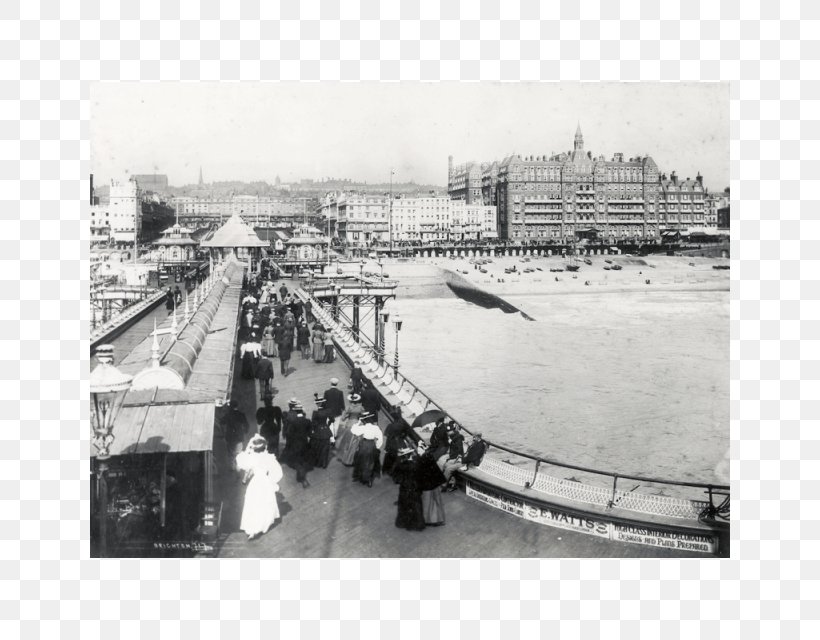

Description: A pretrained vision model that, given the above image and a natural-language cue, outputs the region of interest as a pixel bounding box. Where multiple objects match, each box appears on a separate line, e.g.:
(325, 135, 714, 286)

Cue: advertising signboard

(466, 482, 717, 554)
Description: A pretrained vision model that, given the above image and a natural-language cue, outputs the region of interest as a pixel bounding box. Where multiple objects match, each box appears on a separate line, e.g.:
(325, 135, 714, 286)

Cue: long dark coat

(296, 325, 311, 348)
(394, 457, 425, 531)
(254, 357, 274, 382)
(429, 423, 450, 461)
(416, 453, 447, 491)
(361, 386, 381, 416)
(256, 406, 282, 456)
(310, 408, 333, 469)
(382, 419, 417, 477)
(282, 413, 313, 481)
(241, 350, 257, 379)
(278, 339, 293, 361)
(322, 387, 345, 419)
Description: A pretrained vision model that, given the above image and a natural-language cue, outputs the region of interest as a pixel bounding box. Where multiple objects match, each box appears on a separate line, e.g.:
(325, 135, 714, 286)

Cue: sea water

(375, 270, 728, 486)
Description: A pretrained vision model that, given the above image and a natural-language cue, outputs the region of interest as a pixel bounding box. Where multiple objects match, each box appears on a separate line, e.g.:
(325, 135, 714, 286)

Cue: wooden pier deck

(212, 327, 705, 558)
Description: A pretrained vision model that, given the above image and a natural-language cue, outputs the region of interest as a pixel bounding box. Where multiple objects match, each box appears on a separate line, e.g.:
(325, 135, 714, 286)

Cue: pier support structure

(352, 295, 360, 342)
(309, 277, 397, 359)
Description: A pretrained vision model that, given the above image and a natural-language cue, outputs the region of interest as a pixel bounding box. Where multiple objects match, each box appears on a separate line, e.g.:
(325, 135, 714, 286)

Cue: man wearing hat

(282, 401, 313, 488)
(360, 378, 381, 419)
(349, 359, 366, 396)
(281, 397, 300, 444)
(322, 378, 345, 439)
(254, 349, 274, 400)
(278, 326, 294, 376)
(460, 432, 488, 471)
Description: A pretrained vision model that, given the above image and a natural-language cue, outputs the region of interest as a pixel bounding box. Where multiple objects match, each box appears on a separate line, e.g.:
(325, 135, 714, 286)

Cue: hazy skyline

(91, 83, 729, 192)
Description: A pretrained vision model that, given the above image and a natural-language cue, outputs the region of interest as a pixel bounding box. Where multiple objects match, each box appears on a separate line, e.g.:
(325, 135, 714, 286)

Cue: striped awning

(91, 402, 215, 457)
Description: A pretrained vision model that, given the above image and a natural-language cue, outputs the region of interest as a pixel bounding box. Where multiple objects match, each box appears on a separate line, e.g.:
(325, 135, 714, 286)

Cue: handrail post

(526, 460, 541, 489)
(608, 475, 618, 508)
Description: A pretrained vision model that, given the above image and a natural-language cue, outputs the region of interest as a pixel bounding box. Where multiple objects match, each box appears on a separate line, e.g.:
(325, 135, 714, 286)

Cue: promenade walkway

(211, 322, 704, 558)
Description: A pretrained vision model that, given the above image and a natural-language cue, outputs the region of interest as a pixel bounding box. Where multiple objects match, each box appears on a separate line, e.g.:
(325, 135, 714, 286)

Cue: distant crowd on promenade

(219, 260, 489, 541)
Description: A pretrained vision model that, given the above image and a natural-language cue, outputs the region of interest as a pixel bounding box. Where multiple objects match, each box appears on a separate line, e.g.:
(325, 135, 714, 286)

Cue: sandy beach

(343, 254, 729, 317)
(427, 253, 727, 293)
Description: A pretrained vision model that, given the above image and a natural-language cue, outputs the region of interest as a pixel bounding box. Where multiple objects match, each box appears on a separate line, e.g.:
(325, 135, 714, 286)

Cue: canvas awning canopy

(91, 401, 215, 458)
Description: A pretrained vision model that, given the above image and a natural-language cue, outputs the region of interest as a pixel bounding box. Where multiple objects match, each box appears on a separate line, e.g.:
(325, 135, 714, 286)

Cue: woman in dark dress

(394, 451, 425, 531)
(240, 334, 260, 380)
(351, 413, 383, 487)
(256, 398, 282, 458)
(428, 418, 450, 461)
(416, 450, 447, 526)
(335, 394, 363, 465)
(297, 322, 311, 359)
(381, 407, 418, 480)
(309, 396, 334, 469)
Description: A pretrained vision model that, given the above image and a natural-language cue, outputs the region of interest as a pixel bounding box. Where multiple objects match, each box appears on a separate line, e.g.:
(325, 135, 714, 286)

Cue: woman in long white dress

(236, 435, 284, 540)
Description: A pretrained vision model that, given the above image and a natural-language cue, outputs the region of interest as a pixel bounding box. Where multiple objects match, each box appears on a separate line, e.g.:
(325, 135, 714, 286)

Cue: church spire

(574, 123, 584, 151)
(198, 166, 204, 186)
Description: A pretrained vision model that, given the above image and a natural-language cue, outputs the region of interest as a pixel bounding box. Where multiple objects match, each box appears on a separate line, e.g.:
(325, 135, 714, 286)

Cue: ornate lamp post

(379, 306, 390, 366)
(90, 345, 133, 557)
(359, 259, 366, 281)
(392, 313, 403, 375)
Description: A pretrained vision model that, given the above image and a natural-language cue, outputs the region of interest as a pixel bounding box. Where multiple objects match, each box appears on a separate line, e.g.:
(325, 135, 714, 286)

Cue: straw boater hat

(314, 393, 326, 405)
(330, 377, 339, 386)
(347, 393, 361, 403)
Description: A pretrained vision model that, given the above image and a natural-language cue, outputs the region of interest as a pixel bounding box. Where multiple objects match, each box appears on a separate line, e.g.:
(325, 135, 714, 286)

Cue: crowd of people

(224, 264, 490, 541)
(238, 269, 338, 395)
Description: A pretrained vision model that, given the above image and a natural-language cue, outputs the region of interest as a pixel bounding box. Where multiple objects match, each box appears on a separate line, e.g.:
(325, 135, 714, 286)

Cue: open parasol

(411, 409, 447, 429)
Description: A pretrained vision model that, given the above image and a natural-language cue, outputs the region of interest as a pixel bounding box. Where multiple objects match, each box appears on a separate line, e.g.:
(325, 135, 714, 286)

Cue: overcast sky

(91, 83, 729, 191)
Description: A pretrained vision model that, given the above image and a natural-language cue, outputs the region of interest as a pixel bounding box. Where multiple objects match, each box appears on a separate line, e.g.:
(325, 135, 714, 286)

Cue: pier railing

(299, 286, 730, 526)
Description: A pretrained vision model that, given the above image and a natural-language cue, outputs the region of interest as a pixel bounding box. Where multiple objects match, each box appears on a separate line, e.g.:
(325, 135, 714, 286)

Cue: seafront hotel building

(449, 126, 709, 242)
(317, 192, 497, 245)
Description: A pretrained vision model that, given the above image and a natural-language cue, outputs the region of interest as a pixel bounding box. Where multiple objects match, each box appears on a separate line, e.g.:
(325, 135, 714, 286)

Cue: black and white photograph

(89, 82, 729, 558)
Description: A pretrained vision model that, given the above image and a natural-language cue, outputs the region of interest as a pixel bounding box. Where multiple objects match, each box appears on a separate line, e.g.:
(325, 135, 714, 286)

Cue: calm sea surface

(368, 266, 728, 485)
